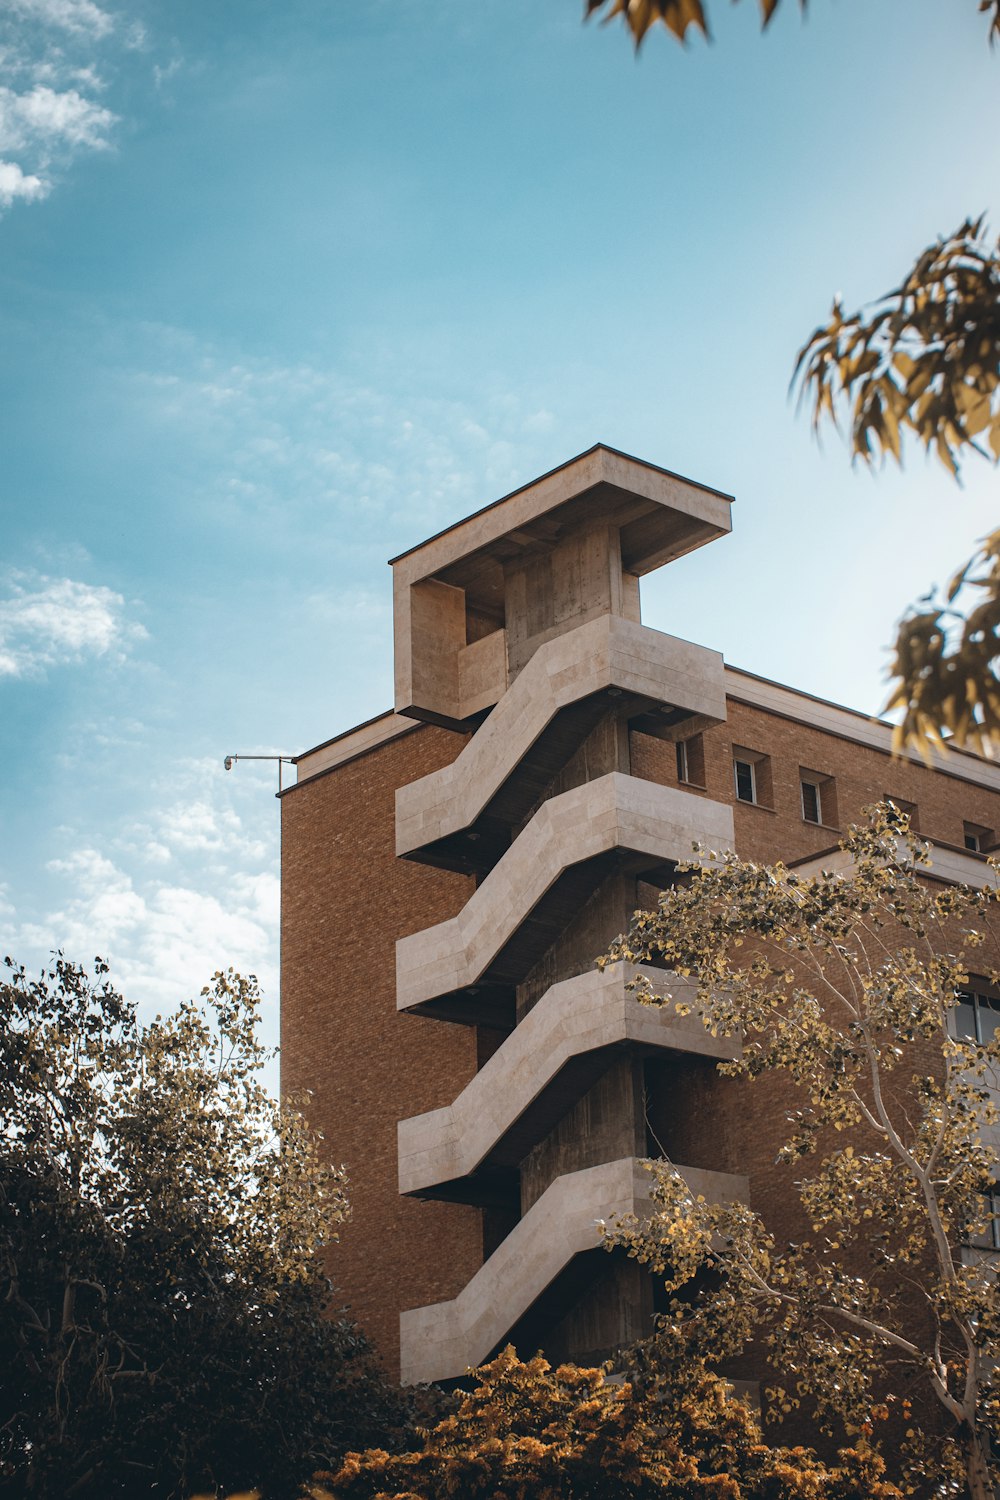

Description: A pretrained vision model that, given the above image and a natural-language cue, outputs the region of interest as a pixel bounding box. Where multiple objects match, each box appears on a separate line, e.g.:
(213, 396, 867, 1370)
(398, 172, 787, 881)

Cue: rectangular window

(957, 987, 1000, 1045)
(987, 1190, 1000, 1251)
(732, 746, 772, 808)
(734, 758, 756, 804)
(964, 822, 992, 854)
(801, 779, 822, 825)
(970, 1187, 1000, 1252)
(799, 768, 838, 829)
(675, 733, 705, 787)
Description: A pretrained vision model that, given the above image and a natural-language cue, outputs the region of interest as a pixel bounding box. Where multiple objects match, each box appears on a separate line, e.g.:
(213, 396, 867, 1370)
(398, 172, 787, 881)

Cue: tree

(0, 956, 408, 1500)
(585, 1, 1000, 48)
(586, 0, 1000, 756)
(599, 807, 1000, 1500)
(317, 1342, 902, 1500)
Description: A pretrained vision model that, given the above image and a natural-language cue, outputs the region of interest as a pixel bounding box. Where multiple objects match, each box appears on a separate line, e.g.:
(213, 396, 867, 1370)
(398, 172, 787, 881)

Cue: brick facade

(280, 446, 1000, 1384)
(280, 724, 483, 1373)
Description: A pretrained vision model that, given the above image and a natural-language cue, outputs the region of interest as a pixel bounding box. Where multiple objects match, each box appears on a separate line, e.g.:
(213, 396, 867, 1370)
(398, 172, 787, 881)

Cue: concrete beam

(390, 445, 732, 588)
(789, 838, 998, 889)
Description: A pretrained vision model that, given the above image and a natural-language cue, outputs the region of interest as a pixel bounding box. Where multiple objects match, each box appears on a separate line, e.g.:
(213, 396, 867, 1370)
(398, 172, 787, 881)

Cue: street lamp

(223, 754, 294, 793)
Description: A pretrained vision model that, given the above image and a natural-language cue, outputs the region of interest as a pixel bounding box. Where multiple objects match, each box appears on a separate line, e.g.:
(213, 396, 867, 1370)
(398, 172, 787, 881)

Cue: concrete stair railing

(398, 963, 739, 1196)
(395, 614, 725, 859)
(395, 772, 735, 1014)
(398, 1155, 749, 1384)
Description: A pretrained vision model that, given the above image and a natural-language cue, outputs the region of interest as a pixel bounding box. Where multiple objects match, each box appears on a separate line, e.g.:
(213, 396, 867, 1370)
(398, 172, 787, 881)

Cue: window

(957, 987, 1000, 1045)
(675, 733, 705, 787)
(801, 779, 822, 825)
(799, 769, 838, 828)
(970, 1187, 1000, 1252)
(884, 796, 918, 831)
(732, 747, 772, 808)
(964, 822, 993, 854)
(734, 757, 756, 804)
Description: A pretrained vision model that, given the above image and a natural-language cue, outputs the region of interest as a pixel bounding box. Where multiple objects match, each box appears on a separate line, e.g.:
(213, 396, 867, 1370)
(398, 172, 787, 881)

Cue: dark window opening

(734, 758, 756, 804)
(801, 780, 821, 824)
(676, 733, 705, 787)
(884, 796, 918, 831)
(964, 822, 993, 854)
(970, 1187, 1000, 1252)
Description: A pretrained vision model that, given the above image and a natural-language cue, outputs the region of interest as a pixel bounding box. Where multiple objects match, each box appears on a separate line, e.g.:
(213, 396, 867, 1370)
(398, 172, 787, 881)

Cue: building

(280, 444, 1000, 1384)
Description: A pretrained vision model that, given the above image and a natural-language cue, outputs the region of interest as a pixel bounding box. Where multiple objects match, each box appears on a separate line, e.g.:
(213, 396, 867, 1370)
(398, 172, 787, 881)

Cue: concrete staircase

(398, 963, 739, 1199)
(399, 1156, 748, 1384)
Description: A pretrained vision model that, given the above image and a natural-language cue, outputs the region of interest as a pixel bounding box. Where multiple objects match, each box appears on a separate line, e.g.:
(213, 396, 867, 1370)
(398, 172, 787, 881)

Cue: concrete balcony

(395, 772, 734, 1024)
(398, 1155, 748, 1384)
(395, 615, 725, 871)
(398, 962, 739, 1201)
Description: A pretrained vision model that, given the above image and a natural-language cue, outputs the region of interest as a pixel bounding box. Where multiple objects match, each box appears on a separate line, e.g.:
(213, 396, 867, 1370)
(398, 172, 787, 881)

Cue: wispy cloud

(131, 338, 560, 553)
(0, 0, 125, 208)
(0, 574, 146, 678)
(0, 82, 115, 153)
(5, 0, 114, 40)
(19, 846, 279, 1018)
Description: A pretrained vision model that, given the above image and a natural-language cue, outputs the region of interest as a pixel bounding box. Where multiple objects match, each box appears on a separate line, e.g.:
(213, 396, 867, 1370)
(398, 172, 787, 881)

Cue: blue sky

(2, 0, 999, 1056)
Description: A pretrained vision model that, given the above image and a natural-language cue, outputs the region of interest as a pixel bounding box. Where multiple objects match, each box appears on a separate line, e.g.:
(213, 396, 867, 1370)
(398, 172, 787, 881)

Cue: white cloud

(0, 0, 132, 212)
(7, 761, 282, 1048)
(0, 83, 116, 153)
(5, 0, 114, 39)
(154, 798, 268, 862)
(0, 574, 147, 678)
(19, 847, 279, 1021)
(0, 154, 45, 201)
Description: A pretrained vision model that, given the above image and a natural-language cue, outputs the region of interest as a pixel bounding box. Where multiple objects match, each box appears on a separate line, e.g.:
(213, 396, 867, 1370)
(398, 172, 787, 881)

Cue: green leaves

(0, 958, 404, 1500)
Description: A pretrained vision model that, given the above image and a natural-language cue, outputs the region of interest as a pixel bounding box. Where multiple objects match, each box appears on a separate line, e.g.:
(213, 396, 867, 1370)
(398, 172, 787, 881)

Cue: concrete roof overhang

(389, 442, 733, 616)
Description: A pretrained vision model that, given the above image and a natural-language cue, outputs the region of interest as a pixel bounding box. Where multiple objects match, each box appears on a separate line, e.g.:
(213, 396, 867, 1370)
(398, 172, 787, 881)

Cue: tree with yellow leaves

(317, 1343, 902, 1500)
(600, 805, 1000, 1500)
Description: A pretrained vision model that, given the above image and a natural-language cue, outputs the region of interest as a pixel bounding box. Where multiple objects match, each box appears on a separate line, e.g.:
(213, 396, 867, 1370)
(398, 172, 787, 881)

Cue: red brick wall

(283, 688, 1000, 1384)
(280, 723, 481, 1378)
(632, 695, 1000, 866)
